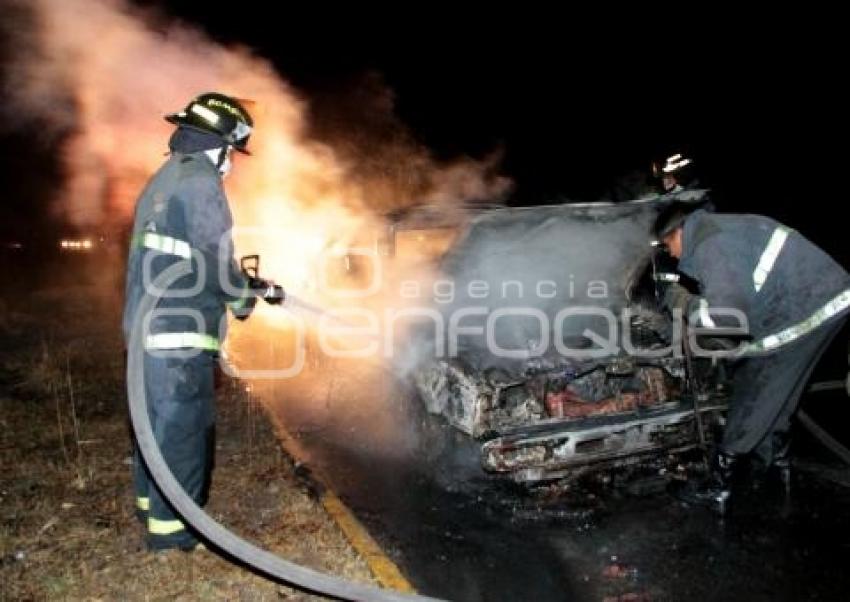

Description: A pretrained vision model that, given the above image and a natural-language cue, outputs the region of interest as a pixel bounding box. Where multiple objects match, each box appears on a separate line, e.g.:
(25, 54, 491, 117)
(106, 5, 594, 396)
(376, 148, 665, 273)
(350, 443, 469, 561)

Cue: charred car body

(397, 194, 727, 483)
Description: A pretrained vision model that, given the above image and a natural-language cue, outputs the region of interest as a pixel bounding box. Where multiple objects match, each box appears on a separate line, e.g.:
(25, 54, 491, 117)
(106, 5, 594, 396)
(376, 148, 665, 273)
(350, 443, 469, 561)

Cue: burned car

(398, 194, 727, 483)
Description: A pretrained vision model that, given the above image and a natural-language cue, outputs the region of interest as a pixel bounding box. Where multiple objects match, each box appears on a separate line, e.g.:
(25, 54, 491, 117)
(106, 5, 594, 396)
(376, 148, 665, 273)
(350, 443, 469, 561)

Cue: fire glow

(6, 0, 511, 419)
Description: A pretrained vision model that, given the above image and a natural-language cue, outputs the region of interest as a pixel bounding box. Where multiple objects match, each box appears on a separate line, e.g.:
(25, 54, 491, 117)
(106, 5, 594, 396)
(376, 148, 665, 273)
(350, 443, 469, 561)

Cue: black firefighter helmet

(165, 92, 254, 154)
(652, 152, 698, 191)
(653, 196, 712, 240)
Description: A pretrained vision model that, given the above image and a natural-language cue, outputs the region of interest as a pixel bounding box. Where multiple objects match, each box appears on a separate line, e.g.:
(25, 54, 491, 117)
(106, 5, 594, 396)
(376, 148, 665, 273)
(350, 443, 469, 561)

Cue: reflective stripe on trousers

(148, 517, 186, 535)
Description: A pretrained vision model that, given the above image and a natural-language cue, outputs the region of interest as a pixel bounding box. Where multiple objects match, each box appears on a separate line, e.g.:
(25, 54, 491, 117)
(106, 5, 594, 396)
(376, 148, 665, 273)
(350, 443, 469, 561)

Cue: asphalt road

(251, 360, 850, 602)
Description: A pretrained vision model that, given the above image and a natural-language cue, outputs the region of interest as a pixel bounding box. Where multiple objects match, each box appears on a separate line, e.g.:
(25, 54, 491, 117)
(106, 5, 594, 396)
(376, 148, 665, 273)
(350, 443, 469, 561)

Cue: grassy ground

(0, 283, 374, 600)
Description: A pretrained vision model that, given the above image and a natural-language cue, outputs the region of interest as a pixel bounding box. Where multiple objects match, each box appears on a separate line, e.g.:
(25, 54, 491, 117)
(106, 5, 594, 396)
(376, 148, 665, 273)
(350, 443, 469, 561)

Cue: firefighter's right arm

(179, 174, 258, 319)
(676, 237, 752, 349)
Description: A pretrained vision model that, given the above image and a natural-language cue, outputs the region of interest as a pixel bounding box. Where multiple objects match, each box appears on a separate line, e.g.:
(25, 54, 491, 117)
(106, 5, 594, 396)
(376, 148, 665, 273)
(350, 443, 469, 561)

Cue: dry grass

(0, 285, 374, 600)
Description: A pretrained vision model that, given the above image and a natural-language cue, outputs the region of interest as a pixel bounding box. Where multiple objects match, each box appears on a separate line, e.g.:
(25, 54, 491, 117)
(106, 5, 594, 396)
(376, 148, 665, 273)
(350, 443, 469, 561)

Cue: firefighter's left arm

(180, 175, 257, 320)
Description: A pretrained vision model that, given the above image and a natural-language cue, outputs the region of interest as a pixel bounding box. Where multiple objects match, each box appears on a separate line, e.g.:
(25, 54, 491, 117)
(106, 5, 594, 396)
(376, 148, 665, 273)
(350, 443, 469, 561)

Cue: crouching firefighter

(655, 201, 850, 513)
(122, 92, 284, 551)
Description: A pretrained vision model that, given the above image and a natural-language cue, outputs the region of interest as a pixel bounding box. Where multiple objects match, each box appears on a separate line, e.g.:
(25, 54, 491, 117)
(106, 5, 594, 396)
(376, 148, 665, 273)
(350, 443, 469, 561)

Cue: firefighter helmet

(165, 92, 254, 154)
(653, 153, 696, 191)
(655, 153, 692, 176)
(653, 197, 711, 240)
(654, 203, 692, 240)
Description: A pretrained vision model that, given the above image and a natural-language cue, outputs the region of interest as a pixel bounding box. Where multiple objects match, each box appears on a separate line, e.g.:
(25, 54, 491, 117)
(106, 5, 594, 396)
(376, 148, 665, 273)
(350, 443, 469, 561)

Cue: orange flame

(10, 0, 509, 301)
(8, 1, 511, 444)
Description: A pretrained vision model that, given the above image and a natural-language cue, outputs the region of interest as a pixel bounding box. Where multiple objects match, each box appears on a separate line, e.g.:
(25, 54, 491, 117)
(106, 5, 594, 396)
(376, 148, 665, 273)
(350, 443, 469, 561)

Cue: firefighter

(655, 201, 850, 512)
(123, 92, 283, 551)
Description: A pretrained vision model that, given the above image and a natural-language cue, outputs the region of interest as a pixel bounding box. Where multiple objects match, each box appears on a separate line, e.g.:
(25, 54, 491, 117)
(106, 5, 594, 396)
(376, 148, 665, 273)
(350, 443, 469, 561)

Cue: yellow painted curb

(320, 490, 416, 593)
(267, 413, 416, 593)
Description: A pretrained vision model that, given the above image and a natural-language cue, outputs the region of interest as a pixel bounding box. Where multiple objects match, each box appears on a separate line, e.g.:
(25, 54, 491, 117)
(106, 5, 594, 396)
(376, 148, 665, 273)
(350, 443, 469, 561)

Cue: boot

(671, 450, 738, 515)
(752, 431, 792, 499)
(771, 431, 792, 497)
(755, 432, 793, 515)
(774, 457, 792, 497)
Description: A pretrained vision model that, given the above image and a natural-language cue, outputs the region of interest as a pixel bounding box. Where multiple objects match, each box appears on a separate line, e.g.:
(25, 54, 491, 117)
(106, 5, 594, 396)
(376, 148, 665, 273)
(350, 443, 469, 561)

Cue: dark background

(0, 5, 846, 263)
(0, 0, 846, 497)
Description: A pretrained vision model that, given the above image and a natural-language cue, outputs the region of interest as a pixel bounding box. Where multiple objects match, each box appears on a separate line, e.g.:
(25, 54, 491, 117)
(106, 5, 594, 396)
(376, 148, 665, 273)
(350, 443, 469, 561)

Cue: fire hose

(800, 367, 850, 465)
(128, 259, 442, 601)
(798, 410, 850, 466)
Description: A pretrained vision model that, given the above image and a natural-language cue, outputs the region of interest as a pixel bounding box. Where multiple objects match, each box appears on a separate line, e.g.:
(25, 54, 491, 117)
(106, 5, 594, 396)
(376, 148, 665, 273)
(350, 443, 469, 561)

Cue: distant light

(60, 238, 95, 251)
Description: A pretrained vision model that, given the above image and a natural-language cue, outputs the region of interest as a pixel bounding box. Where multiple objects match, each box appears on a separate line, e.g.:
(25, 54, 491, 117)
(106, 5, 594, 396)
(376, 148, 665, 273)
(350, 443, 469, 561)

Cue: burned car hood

(431, 197, 676, 372)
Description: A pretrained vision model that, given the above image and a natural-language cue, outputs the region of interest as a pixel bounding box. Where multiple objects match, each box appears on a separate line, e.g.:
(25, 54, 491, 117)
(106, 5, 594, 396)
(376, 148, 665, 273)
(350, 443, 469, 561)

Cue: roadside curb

(266, 412, 417, 594)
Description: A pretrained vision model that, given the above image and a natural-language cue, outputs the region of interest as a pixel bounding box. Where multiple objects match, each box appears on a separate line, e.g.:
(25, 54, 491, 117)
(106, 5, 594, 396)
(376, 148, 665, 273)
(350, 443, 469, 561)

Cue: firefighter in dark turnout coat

(657, 203, 850, 511)
(123, 92, 283, 550)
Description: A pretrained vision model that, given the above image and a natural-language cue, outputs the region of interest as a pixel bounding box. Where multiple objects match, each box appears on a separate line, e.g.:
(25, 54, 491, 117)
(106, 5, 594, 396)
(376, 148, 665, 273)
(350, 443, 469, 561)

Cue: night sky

(1, 4, 846, 263)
